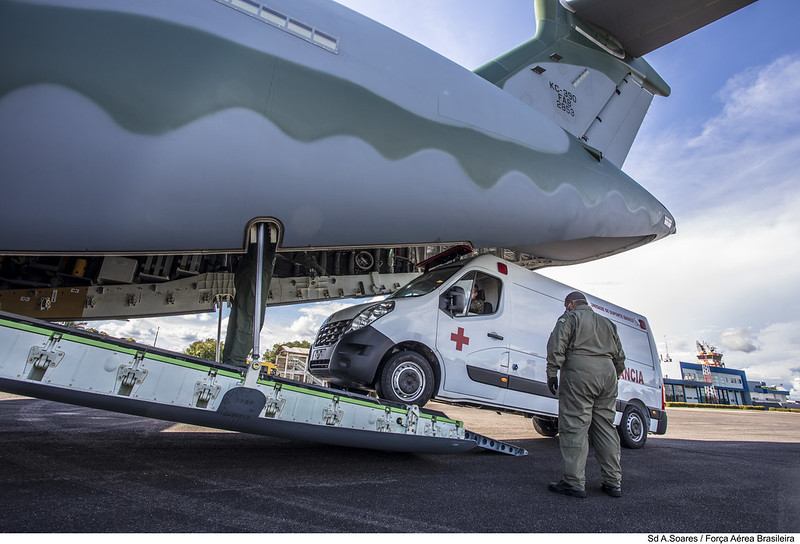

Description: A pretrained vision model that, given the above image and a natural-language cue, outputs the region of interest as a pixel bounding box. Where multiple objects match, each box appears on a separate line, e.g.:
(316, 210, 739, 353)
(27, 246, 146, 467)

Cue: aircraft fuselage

(0, 0, 675, 264)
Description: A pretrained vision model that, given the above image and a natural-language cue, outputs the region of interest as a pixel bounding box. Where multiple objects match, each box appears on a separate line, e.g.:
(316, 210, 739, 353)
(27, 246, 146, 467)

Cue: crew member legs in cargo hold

(545, 291, 626, 499)
(222, 237, 277, 367)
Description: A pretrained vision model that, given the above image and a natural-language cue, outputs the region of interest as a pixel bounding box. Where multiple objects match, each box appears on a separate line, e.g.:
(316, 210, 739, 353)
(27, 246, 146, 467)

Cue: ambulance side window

(449, 273, 476, 317)
(615, 325, 655, 369)
(452, 272, 502, 317)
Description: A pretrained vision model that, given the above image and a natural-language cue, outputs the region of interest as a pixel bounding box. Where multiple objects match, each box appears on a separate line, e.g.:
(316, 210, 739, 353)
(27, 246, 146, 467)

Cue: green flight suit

(546, 304, 626, 490)
(222, 239, 277, 368)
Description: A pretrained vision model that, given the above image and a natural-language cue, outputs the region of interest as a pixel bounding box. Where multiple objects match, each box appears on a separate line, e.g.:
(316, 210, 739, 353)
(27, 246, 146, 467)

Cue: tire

(532, 416, 559, 437)
(618, 405, 648, 449)
(378, 351, 434, 406)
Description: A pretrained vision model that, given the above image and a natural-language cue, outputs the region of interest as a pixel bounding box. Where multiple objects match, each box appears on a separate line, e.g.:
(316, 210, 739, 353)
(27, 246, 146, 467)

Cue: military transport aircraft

(0, 0, 756, 362)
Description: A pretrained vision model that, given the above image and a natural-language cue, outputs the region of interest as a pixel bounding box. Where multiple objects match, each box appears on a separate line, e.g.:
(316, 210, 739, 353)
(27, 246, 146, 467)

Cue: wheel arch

(374, 341, 442, 395)
(619, 397, 651, 429)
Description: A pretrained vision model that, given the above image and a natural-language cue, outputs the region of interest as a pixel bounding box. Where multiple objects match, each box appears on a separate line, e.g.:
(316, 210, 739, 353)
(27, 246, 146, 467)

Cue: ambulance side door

(504, 282, 564, 414)
(436, 271, 509, 401)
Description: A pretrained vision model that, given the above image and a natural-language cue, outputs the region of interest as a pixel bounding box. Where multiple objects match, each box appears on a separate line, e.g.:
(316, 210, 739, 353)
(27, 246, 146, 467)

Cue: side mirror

(440, 286, 466, 316)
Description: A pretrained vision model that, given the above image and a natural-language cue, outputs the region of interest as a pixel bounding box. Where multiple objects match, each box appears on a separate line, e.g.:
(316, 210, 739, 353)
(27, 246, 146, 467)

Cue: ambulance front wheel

(618, 405, 647, 449)
(378, 351, 434, 407)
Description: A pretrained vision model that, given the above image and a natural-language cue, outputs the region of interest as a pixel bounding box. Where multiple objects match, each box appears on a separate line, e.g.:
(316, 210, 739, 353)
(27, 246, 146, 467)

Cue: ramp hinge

(422, 416, 436, 437)
(24, 333, 65, 382)
(242, 359, 261, 388)
(194, 369, 221, 409)
(376, 406, 393, 432)
(322, 396, 343, 426)
(263, 383, 286, 418)
(403, 404, 420, 434)
(116, 351, 148, 397)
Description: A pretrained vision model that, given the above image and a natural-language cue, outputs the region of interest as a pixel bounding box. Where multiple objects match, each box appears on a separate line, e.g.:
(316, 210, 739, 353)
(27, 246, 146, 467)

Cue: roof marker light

(497, 262, 508, 275)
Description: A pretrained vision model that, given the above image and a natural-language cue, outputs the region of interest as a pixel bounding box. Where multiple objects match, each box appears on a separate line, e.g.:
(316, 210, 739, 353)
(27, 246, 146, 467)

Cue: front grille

(313, 319, 350, 347)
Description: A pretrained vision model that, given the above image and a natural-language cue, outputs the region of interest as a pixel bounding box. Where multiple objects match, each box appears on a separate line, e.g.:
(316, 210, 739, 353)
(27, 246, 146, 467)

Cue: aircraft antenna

(660, 336, 672, 363)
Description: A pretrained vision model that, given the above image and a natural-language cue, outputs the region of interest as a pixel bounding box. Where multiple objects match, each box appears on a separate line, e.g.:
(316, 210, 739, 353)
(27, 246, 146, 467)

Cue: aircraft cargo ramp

(0, 311, 525, 456)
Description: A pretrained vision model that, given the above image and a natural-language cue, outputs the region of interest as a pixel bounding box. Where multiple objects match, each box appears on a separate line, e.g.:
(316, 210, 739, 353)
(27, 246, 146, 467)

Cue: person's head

(564, 291, 587, 312)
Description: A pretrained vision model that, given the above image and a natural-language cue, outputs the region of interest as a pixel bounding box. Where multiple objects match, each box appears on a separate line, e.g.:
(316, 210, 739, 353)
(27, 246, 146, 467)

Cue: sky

(97, 0, 800, 399)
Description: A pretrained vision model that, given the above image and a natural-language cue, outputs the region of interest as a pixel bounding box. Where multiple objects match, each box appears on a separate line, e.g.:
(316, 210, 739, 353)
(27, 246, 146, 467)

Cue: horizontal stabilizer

(563, 0, 758, 58)
(475, 0, 670, 167)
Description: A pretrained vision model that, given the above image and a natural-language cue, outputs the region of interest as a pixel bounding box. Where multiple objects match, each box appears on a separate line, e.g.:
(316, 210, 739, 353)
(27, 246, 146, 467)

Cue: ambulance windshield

(388, 266, 460, 298)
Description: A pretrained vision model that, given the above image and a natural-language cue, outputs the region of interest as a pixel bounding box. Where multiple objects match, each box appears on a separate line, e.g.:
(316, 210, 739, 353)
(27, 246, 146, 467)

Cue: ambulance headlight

(346, 301, 395, 333)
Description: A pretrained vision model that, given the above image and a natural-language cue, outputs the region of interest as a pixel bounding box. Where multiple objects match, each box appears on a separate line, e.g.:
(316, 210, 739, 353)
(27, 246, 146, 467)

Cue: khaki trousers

(557, 356, 621, 489)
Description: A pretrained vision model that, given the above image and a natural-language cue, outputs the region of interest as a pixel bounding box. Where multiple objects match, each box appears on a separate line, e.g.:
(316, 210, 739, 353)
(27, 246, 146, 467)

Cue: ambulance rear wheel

(532, 416, 559, 437)
(378, 351, 434, 407)
(618, 405, 647, 449)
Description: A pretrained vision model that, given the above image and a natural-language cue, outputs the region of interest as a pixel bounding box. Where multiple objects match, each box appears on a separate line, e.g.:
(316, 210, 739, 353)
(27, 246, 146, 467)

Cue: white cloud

(261, 297, 384, 351)
(262, 300, 354, 346)
(690, 55, 800, 147)
(718, 327, 760, 354)
(724, 320, 800, 400)
(92, 313, 225, 353)
(628, 55, 800, 215)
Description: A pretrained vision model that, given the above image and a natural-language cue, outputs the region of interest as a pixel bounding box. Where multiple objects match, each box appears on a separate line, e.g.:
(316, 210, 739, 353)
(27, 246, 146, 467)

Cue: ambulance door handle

(487, 332, 504, 341)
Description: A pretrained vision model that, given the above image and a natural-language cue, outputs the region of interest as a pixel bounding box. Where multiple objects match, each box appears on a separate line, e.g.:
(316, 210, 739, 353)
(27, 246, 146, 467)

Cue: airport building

(664, 362, 750, 405)
(749, 381, 792, 406)
(663, 342, 792, 407)
(664, 362, 791, 407)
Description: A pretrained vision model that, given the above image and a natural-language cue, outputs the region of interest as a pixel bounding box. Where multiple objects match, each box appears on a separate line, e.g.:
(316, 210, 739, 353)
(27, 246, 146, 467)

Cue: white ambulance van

(308, 254, 667, 448)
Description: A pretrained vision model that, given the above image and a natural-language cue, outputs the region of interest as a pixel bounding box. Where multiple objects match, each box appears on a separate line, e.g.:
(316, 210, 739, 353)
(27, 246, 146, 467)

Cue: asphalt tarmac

(0, 392, 798, 533)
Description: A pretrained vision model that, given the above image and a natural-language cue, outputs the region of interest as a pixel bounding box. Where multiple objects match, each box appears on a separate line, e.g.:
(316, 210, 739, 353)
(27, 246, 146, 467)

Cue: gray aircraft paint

(0, 0, 675, 263)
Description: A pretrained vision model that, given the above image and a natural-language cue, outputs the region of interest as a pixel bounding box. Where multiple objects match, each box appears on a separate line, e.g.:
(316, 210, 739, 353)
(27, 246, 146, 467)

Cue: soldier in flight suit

(222, 239, 277, 368)
(546, 291, 626, 498)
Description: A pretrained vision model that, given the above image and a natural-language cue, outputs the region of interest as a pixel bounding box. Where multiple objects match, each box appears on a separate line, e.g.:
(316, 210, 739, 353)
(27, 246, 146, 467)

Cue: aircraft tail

(474, 0, 670, 168)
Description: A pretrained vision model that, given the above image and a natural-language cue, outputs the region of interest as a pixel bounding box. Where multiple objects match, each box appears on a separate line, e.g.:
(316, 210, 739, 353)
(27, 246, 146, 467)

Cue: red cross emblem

(450, 327, 470, 351)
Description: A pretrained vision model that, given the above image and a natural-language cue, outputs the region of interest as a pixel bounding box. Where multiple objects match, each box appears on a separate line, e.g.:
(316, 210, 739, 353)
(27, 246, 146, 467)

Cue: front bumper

(616, 400, 668, 435)
(308, 325, 395, 388)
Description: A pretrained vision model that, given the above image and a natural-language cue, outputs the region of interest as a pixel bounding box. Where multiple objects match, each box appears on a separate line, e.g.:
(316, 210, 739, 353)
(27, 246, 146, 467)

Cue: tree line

(183, 338, 310, 363)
